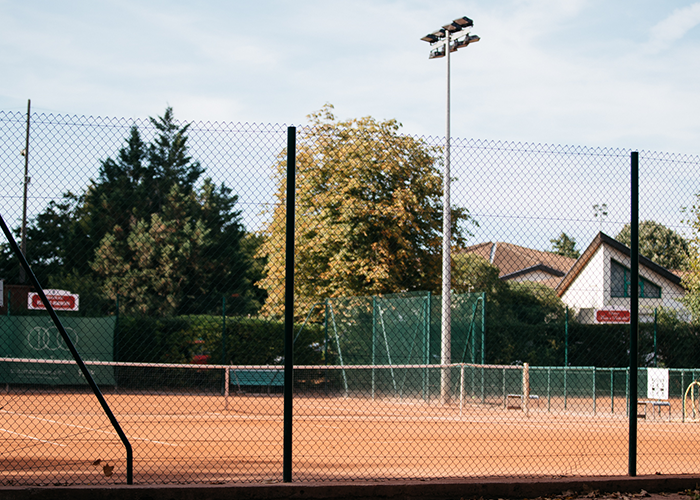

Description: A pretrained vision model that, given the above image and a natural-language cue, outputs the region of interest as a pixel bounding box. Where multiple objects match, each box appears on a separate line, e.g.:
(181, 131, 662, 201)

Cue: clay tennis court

(2, 389, 699, 485)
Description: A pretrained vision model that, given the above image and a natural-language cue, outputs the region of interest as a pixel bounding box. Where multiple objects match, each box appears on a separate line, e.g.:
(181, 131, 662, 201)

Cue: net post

(224, 367, 230, 410)
(626, 368, 630, 417)
(459, 363, 465, 416)
(372, 296, 377, 400)
(611, 368, 615, 414)
(502, 367, 506, 408)
(593, 367, 597, 415)
(523, 362, 530, 415)
(682, 371, 686, 422)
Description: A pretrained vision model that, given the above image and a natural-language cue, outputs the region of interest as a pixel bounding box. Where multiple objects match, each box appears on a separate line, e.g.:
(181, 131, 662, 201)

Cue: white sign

(647, 368, 669, 400)
(28, 289, 79, 311)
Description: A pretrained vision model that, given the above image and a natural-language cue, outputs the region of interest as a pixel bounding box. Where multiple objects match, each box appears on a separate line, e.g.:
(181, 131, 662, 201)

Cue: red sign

(596, 309, 630, 324)
(192, 354, 210, 365)
(28, 290, 79, 311)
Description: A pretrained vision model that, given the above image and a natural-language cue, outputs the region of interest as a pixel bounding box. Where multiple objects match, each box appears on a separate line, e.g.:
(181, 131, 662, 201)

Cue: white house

(556, 232, 687, 323)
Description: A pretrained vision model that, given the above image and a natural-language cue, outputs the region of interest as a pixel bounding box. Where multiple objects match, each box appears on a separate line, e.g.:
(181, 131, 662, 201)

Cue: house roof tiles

(457, 241, 576, 285)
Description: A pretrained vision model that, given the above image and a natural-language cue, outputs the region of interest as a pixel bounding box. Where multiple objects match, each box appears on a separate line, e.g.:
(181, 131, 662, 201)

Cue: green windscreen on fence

(323, 292, 484, 396)
(326, 292, 484, 365)
(0, 316, 116, 385)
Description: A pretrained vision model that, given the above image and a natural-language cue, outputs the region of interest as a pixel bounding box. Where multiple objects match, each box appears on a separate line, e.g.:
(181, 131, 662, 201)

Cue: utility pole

(20, 99, 31, 283)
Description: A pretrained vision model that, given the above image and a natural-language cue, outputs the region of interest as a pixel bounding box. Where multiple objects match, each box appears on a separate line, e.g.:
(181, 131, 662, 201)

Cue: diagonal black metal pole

(629, 150, 639, 476)
(283, 126, 296, 483)
(0, 213, 133, 484)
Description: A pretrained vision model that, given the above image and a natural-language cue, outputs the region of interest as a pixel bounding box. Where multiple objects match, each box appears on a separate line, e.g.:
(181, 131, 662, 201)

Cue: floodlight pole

(440, 30, 453, 405)
(422, 17, 479, 405)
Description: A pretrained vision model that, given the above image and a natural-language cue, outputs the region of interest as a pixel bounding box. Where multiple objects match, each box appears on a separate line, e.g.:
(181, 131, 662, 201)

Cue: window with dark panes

(610, 260, 662, 298)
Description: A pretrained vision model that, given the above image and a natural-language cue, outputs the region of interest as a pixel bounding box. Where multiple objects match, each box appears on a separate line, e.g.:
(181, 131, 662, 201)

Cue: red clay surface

(1, 391, 699, 485)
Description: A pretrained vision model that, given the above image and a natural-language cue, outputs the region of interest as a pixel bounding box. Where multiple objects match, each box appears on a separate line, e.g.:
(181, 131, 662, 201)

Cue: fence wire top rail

(0, 357, 523, 371)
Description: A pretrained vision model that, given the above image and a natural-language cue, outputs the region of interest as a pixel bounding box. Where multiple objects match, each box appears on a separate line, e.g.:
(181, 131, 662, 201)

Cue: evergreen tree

(550, 232, 580, 259)
(1, 107, 260, 316)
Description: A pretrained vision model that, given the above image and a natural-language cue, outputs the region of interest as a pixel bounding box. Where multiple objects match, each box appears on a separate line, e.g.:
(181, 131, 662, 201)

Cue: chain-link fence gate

(0, 107, 699, 485)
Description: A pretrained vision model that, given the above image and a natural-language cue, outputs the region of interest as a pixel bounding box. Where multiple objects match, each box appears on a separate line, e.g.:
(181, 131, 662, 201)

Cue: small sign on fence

(27, 289, 79, 311)
(647, 368, 669, 400)
(595, 309, 630, 324)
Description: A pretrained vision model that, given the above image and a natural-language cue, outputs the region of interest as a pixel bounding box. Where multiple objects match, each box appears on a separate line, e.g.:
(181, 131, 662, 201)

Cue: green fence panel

(0, 316, 116, 385)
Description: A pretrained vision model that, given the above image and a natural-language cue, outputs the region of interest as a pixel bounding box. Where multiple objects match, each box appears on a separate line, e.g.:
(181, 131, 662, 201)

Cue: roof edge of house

(556, 232, 683, 298)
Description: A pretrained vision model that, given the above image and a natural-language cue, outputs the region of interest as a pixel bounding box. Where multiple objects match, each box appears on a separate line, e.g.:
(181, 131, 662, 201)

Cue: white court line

(0, 410, 179, 447)
(0, 428, 67, 447)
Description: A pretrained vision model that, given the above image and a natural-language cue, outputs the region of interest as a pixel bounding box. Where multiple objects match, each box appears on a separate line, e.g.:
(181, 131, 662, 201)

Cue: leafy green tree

(616, 220, 689, 270)
(485, 281, 567, 365)
(450, 251, 569, 365)
(550, 232, 580, 259)
(682, 199, 700, 323)
(452, 253, 505, 295)
(257, 104, 476, 318)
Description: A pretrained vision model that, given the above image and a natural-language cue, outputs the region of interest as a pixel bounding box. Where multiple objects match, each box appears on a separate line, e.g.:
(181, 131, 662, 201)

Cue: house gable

(556, 232, 686, 321)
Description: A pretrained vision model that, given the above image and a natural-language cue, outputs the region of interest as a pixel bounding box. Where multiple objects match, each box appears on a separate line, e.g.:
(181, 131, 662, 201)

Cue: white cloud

(646, 2, 700, 52)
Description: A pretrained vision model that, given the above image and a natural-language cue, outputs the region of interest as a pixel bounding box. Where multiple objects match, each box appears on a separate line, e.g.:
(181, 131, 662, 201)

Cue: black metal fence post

(629, 150, 639, 476)
(283, 126, 296, 483)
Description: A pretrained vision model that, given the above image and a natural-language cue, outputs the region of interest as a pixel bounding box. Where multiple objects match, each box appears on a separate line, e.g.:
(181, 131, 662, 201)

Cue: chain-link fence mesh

(0, 107, 699, 485)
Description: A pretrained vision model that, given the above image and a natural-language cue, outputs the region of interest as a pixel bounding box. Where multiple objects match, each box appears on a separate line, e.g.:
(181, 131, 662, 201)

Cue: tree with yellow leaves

(682, 197, 700, 323)
(257, 104, 475, 318)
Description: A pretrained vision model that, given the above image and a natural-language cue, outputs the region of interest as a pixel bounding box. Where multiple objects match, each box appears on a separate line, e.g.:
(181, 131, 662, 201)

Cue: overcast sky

(2, 0, 700, 154)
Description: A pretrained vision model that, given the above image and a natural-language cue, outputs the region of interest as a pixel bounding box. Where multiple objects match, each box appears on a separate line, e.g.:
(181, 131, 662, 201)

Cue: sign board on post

(28, 289, 79, 311)
(647, 368, 669, 400)
(595, 309, 630, 324)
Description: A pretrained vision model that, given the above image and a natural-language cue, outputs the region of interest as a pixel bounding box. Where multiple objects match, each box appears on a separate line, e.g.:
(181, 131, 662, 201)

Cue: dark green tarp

(0, 316, 116, 385)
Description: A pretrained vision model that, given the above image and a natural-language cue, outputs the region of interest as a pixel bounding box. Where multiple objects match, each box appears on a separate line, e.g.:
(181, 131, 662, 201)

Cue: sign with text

(28, 289, 79, 311)
(595, 309, 630, 324)
(647, 368, 669, 400)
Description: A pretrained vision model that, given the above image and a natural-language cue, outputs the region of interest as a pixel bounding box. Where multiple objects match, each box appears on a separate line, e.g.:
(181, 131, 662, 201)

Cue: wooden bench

(506, 393, 540, 409)
(230, 369, 284, 394)
(637, 399, 671, 420)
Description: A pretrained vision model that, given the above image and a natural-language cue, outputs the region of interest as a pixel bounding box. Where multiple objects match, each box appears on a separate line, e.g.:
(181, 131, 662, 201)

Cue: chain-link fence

(0, 107, 699, 485)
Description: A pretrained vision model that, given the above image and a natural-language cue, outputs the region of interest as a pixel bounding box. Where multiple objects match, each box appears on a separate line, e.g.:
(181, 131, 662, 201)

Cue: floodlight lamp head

(454, 34, 480, 49)
(443, 22, 463, 33)
(429, 47, 446, 59)
(421, 33, 439, 43)
(453, 16, 474, 28)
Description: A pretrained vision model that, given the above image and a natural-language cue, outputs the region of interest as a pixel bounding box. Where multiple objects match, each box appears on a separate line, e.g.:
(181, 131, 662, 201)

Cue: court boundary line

(0, 409, 179, 446)
(0, 427, 67, 447)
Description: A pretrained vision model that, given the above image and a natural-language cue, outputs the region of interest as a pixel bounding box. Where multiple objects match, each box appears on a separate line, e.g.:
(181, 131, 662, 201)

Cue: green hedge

(116, 315, 325, 366)
(486, 311, 700, 369)
(113, 308, 700, 370)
